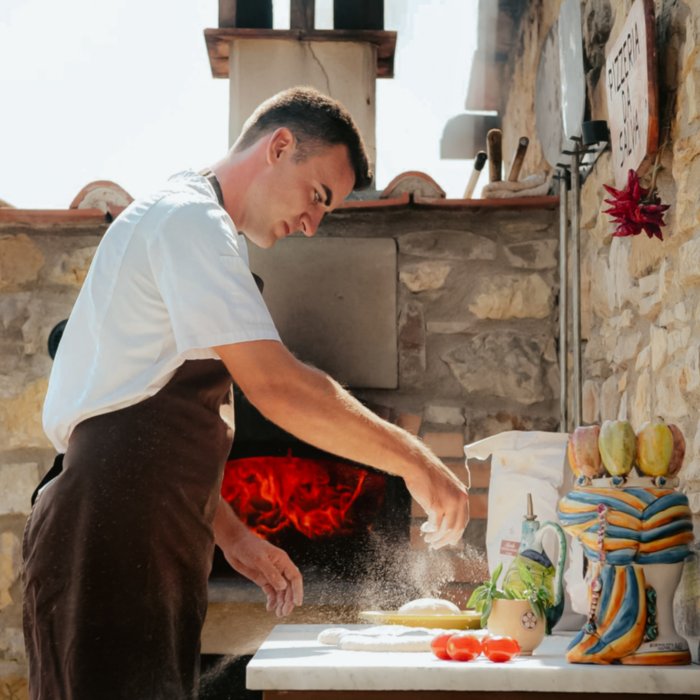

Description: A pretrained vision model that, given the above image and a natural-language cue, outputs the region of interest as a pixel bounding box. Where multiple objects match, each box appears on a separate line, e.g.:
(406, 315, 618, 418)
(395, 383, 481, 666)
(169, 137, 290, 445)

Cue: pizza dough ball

(398, 598, 460, 614)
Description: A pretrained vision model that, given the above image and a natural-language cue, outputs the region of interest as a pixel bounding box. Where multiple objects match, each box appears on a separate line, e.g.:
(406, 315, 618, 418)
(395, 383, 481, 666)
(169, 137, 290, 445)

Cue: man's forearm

(213, 496, 248, 549)
(217, 341, 432, 478)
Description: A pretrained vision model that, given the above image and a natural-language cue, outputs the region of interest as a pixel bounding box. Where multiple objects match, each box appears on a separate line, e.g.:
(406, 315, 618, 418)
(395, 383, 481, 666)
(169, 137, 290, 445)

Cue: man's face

(243, 131, 356, 249)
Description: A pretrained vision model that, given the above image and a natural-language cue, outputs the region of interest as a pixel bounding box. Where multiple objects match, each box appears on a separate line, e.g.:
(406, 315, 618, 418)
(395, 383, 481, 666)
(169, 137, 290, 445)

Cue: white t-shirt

(43, 170, 280, 452)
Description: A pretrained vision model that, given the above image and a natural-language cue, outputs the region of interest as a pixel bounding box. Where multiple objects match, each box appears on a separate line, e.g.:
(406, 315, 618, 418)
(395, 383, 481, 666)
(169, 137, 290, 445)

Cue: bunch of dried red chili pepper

(603, 169, 670, 240)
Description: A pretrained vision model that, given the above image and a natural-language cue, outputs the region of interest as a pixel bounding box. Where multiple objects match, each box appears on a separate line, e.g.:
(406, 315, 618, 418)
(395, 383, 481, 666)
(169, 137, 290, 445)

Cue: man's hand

(213, 498, 303, 617)
(404, 461, 469, 550)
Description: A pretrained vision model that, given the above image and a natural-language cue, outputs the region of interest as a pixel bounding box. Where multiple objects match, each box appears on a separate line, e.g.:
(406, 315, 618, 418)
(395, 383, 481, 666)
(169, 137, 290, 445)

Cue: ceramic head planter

(558, 421, 694, 665)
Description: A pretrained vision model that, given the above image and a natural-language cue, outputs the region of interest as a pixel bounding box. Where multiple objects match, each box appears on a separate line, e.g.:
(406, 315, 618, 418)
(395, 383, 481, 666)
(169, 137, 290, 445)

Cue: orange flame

(221, 452, 385, 539)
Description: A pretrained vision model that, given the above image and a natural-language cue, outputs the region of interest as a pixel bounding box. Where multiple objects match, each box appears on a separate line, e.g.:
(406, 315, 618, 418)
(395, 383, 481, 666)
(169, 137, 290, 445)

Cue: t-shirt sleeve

(148, 199, 280, 353)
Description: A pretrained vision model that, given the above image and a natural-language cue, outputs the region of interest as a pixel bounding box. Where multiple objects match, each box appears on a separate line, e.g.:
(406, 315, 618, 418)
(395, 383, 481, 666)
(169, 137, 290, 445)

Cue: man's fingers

(281, 582, 295, 617)
(262, 583, 278, 612)
(280, 560, 304, 606)
(421, 511, 446, 545)
(255, 554, 288, 591)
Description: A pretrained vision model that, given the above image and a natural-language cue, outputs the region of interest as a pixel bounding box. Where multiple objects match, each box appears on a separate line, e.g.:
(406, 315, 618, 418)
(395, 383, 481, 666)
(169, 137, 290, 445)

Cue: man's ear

(266, 127, 295, 164)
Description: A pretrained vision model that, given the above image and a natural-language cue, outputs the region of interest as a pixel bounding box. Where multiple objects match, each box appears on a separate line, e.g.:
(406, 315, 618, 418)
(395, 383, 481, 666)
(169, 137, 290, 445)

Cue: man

(24, 87, 469, 699)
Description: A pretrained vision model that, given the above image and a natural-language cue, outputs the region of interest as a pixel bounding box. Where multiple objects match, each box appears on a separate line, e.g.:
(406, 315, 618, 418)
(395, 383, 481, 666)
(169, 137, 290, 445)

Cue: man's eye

(313, 191, 322, 204)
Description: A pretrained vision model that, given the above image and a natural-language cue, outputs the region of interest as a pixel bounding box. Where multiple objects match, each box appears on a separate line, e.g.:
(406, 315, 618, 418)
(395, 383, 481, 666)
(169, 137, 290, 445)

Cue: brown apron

(23, 359, 234, 700)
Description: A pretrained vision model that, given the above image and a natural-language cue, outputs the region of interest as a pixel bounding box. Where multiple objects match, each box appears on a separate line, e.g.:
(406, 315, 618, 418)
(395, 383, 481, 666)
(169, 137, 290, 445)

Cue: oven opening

(210, 390, 411, 581)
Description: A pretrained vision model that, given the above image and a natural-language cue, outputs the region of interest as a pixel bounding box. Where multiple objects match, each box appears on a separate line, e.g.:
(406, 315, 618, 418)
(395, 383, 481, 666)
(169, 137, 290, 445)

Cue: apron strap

(199, 168, 264, 293)
(198, 168, 225, 208)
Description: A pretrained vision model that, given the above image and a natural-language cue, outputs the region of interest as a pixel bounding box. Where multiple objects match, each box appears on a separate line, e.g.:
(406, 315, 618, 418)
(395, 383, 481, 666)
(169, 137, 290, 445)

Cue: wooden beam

(218, 0, 272, 28)
(333, 0, 384, 30)
(203, 28, 397, 79)
(290, 0, 315, 31)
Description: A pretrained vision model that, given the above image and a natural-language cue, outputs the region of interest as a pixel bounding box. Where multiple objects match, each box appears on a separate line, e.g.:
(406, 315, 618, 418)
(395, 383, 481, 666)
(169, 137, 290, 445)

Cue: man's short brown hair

(234, 86, 372, 190)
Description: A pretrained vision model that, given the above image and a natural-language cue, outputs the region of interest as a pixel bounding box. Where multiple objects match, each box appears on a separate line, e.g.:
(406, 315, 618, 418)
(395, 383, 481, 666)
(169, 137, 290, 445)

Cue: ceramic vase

(558, 476, 694, 665)
(486, 599, 546, 655)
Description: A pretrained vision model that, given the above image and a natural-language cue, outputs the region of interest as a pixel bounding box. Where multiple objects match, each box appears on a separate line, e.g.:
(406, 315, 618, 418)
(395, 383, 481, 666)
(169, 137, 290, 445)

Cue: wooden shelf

(204, 28, 397, 79)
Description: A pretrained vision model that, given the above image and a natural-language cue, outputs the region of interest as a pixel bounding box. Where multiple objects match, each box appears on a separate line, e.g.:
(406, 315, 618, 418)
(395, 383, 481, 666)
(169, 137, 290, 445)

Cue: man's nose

(300, 211, 324, 237)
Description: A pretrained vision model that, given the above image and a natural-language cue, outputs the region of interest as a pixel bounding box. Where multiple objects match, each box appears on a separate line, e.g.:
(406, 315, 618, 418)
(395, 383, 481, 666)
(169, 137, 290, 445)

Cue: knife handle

(487, 129, 502, 182)
(463, 151, 487, 198)
(507, 137, 530, 182)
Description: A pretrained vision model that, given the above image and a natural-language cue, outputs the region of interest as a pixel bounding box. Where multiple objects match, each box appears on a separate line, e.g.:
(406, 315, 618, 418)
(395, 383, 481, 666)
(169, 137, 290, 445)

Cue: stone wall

(0, 219, 105, 685)
(497, 0, 700, 633)
(0, 200, 559, 665)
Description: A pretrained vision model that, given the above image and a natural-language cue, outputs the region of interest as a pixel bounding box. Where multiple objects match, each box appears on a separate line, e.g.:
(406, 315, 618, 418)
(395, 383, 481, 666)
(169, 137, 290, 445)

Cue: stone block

(658, 258, 674, 302)
(398, 230, 498, 261)
(498, 211, 554, 235)
(679, 238, 700, 287)
(650, 325, 668, 370)
(398, 301, 425, 349)
(683, 458, 700, 483)
(600, 373, 621, 421)
(424, 405, 465, 426)
(398, 301, 426, 387)
(609, 237, 633, 310)
(0, 234, 44, 291)
(0, 463, 40, 516)
(0, 667, 28, 699)
(0, 379, 50, 449)
(638, 273, 657, 296)
(468, 493, 488, 520)
(465, 459, 491, 489)
(639, 292, 662, 320)
(691, 418, 700, 462)
(465, 412, 559, 444)
(582, 380, 600, 424)
(423, 432, 465, 459)
(21, 295, 75, 357)
(668, 327, 691, 359)
(612, 331, 642, 366)
(46, 245, 97, 287)
(443, 331, 557, 405)
(425, 320, 472, 334)
(584, 333, 606, 364)
(0, 532, 21, 611)
(656, 365, 689, 420)
(399, 261, 451, 293)
(503, 239, 557, 269)
(628, 232, 667, 279)
(675, 301, 690, 323)
(684, 344, 700, 392)
(658, 308, 675, 327)
(589, 256, 614, 319)
(674, 550, 700, 638)
(611, 308, 633, 329)
(443, 458, 470, 486)
(396, 413, 422, 436)
(468, 273, 553, 320)
(635, 344, 651, 371)
(618, 372, 628, 393)
(631, 371, 651, 429)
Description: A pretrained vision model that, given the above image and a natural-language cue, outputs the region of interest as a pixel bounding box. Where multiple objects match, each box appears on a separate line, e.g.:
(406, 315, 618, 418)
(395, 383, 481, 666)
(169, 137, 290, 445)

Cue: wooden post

(333, 0, 384, 30)
(218, 0, 272, 29)
(290, 0, 315, 31)
(486, 129, 502, 182)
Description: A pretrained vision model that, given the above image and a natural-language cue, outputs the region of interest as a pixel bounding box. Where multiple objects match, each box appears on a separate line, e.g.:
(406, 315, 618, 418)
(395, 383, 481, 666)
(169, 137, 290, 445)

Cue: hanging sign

(605, 0, 659, 187)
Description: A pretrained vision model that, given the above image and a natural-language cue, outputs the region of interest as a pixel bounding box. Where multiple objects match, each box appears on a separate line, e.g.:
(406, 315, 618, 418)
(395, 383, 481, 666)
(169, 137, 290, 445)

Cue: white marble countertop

(247, 624, 700, 694)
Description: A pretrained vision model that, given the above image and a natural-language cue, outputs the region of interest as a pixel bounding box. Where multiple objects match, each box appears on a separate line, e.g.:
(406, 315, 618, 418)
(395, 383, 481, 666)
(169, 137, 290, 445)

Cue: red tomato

(446, 632, 482, 662)
(430, 633, 453, 660)
(482, 635, 520, 663)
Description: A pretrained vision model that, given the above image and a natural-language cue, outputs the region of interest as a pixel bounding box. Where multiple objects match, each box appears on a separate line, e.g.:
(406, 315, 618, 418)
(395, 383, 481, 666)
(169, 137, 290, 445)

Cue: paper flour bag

(464, 430, 585, 631)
